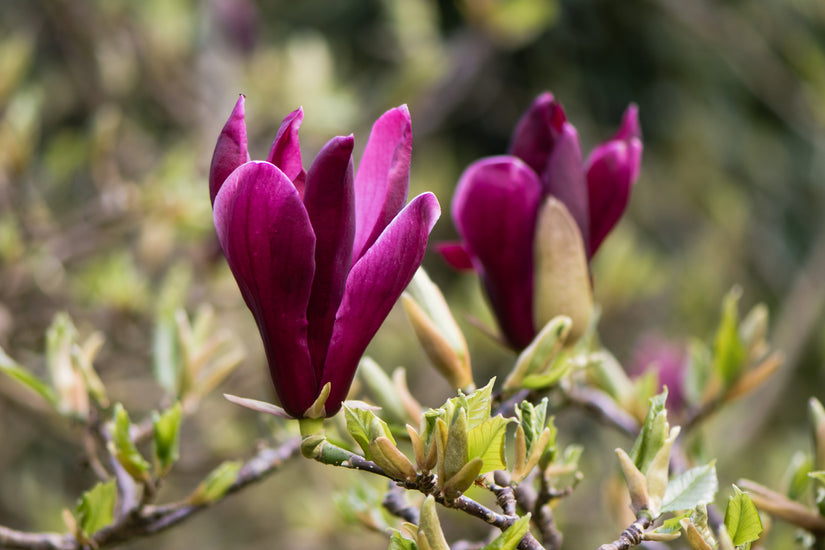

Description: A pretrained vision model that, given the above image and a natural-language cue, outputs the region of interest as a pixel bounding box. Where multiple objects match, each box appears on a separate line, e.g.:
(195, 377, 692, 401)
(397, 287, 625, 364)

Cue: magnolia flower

(440, 93, 642, 350)
(630, 335, 688, 413)
(210, 96, 440, 418)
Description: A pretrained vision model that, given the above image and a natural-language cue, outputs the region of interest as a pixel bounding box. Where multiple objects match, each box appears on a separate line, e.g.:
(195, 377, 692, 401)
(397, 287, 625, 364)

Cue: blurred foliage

(0, 0, 824, 548)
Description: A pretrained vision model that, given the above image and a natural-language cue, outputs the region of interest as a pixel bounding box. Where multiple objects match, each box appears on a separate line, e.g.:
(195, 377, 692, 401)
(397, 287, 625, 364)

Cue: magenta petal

(436, 242, 475, 271)
(210, 95, 251, 205)
(541, 122, 590, 256)
(352, 105, 412, 262)
(508, 92, 567, 176)
(303, 135, 356, 379)
(213, 161, 317, 417)
(612, 104, 641, 141)
(453, 156, 542, 349)
(586, 137, 643, 255)
(322, 192, 440, 415)
(267, 107, 307, 196)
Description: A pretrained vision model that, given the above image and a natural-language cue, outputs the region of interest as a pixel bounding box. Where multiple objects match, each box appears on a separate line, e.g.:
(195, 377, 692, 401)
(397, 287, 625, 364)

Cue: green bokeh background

(1, 0, 824, 548)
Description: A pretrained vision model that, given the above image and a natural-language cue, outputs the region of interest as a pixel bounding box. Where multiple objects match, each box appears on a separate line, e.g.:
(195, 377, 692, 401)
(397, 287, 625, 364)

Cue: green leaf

(110, 403, 150, 481)
(504, 316, 571, 390)
(462, 379, 494, 427)
(661, 463, 718, 513)
(629, 390, 668, 473)
(713, 288, 746, 386)
(358, 357, 409, 424)
(75, 480, 116, 536)
(785, 451, 813, 500)
(389, 531, 418, 550)
(344, 405, 395, 459)
(189, 460, 242, 505)
(724, 486, 763, 546)
(481, 514, 531, 550)
(467, 415, 512, 473)
(152, 311, 180, 396)
(0, 346, 57, 407)
(516, 399, 550, 453)
(153, 402, 183, 476)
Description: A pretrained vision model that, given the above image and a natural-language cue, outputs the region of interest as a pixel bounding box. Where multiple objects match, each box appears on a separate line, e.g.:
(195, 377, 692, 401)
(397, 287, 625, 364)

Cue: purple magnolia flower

(210, 96, 440, 418)
(440, 93, 642, 350)
(630, 335, 688, 413)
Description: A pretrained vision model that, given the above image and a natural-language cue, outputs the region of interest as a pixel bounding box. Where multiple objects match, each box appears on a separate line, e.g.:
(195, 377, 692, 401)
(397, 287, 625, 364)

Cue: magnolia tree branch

(597, 516, 652, 550)
(0, 437, 301, 550)
(563, 385, 640, 438)
(310, 440, 544, 548)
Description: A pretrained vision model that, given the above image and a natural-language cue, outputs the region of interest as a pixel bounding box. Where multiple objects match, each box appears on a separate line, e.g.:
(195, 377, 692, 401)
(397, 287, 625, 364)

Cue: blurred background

(0, 0, 824, 548)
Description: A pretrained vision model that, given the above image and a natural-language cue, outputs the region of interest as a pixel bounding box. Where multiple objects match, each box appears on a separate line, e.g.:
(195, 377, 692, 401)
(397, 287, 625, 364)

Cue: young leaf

(389, 531, 418, 550)
(344, 404, 395, 458)
(481, 514, 531, 550)
(75, 480, 116, 537)
(724, 486, 762, 546)
(467, 415, 512, 473)
(153, 402, 183, 477)
(629, 390, 668, 472)
(661, 463, 718, 513)
(110, 403, 150, 481)
(713, 288, 745, 386)
(462, 379, 495, 427)
(0, 346, 57, 407)
(188, 460, 242, 505)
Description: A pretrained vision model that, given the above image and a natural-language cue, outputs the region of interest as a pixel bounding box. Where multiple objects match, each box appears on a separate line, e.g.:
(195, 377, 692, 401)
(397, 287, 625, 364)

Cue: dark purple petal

(303, 135, 356, 379)
(267, 107, 307, 197)
(435, 242, 475, 271)
(213, 161, 318, 417)
(452, 156, 542, 349)
(352, 105, 412, 262)
(210, 95, 251, 205)
(508, 92, 567, 176)
(322, 192, 440, 415)
(541, 122, 590, 257)
(585, 123, 642, 256)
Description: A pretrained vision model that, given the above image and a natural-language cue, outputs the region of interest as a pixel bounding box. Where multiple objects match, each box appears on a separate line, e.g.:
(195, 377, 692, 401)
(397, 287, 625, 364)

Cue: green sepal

(724, 485, 762, 547)
(75, 480, 116, 537)
(188, 460, 242, 505)
(152, 402, 183, 477)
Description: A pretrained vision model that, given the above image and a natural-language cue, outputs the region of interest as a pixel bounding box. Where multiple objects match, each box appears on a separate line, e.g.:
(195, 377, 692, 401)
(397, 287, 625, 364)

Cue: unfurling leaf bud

(443, 457, 483, 501)
(504, 315, 571, 391)
(616, 448, 650, 514)
(417, 496, 450, 550)
(533, 198, 593, 343)
(809, 398, 825, 471)
(407, 424, 437, 472)
(403, 268, 473, 391)
(369, 437, 417, 481)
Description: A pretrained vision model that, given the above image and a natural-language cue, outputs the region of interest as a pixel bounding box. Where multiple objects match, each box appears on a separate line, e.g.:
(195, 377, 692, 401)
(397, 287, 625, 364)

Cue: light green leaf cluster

(188, 461, 242, 505)
(74, 480, 117, 539)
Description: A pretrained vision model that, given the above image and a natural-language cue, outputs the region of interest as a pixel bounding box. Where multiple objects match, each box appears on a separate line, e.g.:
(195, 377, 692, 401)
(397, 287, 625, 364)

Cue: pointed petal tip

(616, 104, 641, 141)
(436, 242, 475, 271)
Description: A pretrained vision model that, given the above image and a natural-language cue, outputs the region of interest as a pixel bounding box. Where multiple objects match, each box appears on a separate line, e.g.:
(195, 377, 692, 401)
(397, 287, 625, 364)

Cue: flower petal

(267, 107, 307, 197)
(322, 192, 440, 415)
(435, 242, 475, 271)
(303, 135, 356, 379)
(452, 156, 542, 350)
(352, 105, 412, 262)
(541, 122, 590, 256)
(213, 161, 317, 417)
(209, 95, 250, 204)
(585, 126, 642, 256)
(508, 92, 567, 176)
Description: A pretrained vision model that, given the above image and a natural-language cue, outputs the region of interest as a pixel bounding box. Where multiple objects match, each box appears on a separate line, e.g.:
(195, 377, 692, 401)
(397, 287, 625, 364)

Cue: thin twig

(563, 385, 640, 438)
(0, 437, 302, 550)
